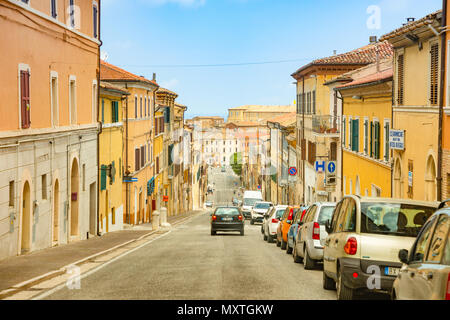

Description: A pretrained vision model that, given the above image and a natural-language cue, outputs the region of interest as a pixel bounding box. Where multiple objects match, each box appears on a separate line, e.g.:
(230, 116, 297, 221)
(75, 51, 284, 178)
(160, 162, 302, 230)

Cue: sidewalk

(0, 209, 204, 293)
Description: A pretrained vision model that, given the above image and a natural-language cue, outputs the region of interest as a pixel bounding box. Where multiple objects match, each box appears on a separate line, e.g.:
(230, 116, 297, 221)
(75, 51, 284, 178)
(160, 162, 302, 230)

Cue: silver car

(294, 202, 336, 269)
(392, 202, 450, 300)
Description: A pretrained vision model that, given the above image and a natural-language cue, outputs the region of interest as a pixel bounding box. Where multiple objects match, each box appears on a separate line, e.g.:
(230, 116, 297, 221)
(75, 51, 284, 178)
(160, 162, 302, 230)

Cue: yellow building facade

(381, 11, 442, 202)
(100, 61, 159, 225)
(337, 59, 393, 198)
(98, 83, 129, 234)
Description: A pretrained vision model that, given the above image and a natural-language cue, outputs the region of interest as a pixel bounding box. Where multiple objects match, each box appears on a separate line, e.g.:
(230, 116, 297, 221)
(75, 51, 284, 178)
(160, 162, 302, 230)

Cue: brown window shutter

(21, 71, 31, 129)
(135, 149, 140, 172)
(397, 54, 404, 105)
(430, 44, 439, 106)
(141, 146, 145, 167)
(312, 142, 316, 164)
(301, 139, 306, 161)
(330, 142, 337, 161)
(156, 156, 160, 173)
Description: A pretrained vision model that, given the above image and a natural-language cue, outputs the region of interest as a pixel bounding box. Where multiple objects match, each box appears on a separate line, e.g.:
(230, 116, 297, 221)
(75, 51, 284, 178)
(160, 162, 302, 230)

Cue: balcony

(312, 115, 340, 135)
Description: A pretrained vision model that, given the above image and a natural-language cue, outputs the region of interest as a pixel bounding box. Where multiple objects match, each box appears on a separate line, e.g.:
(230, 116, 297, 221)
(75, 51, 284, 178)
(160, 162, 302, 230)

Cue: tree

(230, 152, 243, 176)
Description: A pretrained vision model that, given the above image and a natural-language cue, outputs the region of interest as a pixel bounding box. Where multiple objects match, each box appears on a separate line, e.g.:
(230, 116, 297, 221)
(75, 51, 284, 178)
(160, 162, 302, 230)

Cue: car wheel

(323, 271, 336, 290)
(304, 247, 315, 270)
(337, 265, 354, 300)
(211, 230, 216, 236)
(286, 242, 293, 254)
(276, 236, 281, 247)
(240, 230, 244, 236)
(268, 234, 274, 243)
(250, 219, 254, 225)
(293, 245, 303, 263)
(281, 238, 287, 250)
(261, 225, 264, 234)
(263, 231, 268, 241)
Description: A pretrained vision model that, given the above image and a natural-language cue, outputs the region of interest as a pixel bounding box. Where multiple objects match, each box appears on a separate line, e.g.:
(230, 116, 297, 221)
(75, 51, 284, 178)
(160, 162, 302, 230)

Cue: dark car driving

(211, 207, 244, 236)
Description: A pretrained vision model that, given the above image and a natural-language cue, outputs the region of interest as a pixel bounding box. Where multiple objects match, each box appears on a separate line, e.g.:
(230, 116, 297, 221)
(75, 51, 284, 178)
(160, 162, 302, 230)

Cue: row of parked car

(255, 196, 450, 300)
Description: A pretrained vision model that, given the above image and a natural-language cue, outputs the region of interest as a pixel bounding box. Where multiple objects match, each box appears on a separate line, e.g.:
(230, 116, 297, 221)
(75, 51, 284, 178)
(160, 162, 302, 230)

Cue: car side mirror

(399, 249, 409, 264)
(299, 221, 304, 226)
(325, 220, 332, 234)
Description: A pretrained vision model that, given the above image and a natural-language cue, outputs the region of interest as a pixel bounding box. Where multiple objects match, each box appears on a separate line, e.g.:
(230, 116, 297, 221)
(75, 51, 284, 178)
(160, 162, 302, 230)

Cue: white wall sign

(389, 130, 405, 150)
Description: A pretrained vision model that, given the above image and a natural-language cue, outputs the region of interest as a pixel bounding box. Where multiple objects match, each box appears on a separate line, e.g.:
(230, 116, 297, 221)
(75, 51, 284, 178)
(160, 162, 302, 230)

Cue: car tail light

(344, 237, 358, 255)
(212, 215, 217, 221)
(287, 209, 293, 221)
(446, 273, 450, 300)
(312, 222, 320, 240)
(238, 215, 243, 221)
(272, 218, 279, 223)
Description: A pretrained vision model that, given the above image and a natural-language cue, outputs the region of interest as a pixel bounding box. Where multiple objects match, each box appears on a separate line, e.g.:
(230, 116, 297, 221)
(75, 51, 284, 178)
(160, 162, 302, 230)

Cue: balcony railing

(312, 115, 340, 135)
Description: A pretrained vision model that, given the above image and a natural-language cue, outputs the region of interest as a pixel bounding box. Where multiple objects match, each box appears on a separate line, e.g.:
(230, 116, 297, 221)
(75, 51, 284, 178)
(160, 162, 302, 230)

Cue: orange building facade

(0, 0, 101, 259)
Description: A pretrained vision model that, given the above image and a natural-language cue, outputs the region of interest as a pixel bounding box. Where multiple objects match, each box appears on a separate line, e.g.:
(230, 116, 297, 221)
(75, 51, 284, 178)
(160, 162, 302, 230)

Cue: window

(140, 97, 143, 118)
(430, 43, 439, 106)
(370, 120, 380, 159)
(351, 119, 359, 152)
(384, 120, 390, 162)
(342, 117, 346, 147)
(141, 146, 145, 167)
(9, 181, 15, 207)
(135, 96, 138, 118)
(93, 3, 98, 38)
(410, 217, 436, 263)
(397, 54, 404, 105)
(69, 0, 75, 28)
(426, 215, 449, 263)
(51, 73, 58, 126)
(312, 90, 316, 114)
(69, 77, 76, 125)
(364, 119, 369, 155)
(50, 0, 57, 18)
(135, 148, 140, 172)
(42, 174, 47, 200)
(20, 69, 31, 129)
(101, 99, 104, 123)
(111, 101, 119, 123)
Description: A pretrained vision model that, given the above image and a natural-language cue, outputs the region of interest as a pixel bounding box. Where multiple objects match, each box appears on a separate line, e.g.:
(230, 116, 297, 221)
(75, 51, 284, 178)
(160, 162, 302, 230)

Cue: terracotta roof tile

(267, 112, 297, 127)
(292, 41, 393, 77)
(380, 10, 442, 42)
(336, 68, 393, 90)
(100, 60, 158, 86)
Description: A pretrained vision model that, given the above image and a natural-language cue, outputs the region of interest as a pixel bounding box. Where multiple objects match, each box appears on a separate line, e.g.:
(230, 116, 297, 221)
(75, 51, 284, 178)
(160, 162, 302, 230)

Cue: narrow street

(40, 168, 335, 300)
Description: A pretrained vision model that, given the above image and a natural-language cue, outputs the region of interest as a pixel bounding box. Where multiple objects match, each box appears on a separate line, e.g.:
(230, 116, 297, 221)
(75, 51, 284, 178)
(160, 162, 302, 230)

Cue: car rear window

(275, 209, 285, 219)
(360, 202, 437, 237)
(215, 208, 240, 216)
(318, 206, 335, 225)
(255, 203, 270, 209)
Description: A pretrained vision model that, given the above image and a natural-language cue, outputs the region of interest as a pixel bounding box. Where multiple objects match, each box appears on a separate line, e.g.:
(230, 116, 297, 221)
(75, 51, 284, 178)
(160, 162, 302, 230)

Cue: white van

(241, 191, 263, 219)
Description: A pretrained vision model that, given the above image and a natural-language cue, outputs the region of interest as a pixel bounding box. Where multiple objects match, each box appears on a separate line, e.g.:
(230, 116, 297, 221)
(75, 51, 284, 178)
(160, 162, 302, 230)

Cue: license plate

(222, 217, 232, 221)
(385, 267, 400, 276)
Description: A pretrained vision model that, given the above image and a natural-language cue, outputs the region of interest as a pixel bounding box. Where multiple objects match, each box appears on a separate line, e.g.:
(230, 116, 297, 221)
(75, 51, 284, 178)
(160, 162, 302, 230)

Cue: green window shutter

(349, 119, 353, 149)
(100, 165, 107, 190)
(370, 122, 374, 158)
(101, 99, 104, 123)
(111, 161, 115, 183)
(384, 123, 390, 161)
(364, 121, 368, 154)
(352, 120, 359, 152)
(374, 122, 380, 159)
(115, 101, 119, 122)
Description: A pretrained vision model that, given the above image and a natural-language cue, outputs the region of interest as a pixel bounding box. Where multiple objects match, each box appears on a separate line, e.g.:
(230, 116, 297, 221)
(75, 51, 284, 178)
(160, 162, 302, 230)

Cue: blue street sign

(257, 185, 261, 190)
(327, 161, 336, 174)
(315, 161, 326, 173)
(124, 177, 138, 183)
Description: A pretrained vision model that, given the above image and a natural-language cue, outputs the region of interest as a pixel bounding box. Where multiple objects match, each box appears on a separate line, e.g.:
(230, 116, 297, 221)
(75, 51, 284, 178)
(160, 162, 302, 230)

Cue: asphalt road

(42, 167, 336, 300)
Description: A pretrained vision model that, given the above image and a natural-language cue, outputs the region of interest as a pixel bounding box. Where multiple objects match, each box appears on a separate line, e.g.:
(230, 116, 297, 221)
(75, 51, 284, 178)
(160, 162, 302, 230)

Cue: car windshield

(318, 206, 335, 225)
(254, 203, 270, 209)
(360, 202, 436, 237)
(243, 198, 260, 206)
(215, 208, 240, 216)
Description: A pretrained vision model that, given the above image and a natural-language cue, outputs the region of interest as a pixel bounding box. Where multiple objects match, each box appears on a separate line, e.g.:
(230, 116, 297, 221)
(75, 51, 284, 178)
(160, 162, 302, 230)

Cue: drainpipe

(437, 0, 447, 202)
(302, 76, 306, 204)
(96, 0, 102, 236)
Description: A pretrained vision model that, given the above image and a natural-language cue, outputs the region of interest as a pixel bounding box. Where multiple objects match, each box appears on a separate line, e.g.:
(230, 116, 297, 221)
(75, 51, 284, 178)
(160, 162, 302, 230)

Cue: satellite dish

(101, 51, 109, 61)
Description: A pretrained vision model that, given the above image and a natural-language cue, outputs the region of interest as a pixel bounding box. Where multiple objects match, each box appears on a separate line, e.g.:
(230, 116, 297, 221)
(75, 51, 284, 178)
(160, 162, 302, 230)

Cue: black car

(211, 207, 244, 236)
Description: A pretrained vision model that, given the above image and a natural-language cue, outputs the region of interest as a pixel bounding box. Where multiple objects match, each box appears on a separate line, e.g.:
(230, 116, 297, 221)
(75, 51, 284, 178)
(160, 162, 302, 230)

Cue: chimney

(407, 17, 415, 23)
(333, 50, 337, 56)
(153, 73, 157, 81)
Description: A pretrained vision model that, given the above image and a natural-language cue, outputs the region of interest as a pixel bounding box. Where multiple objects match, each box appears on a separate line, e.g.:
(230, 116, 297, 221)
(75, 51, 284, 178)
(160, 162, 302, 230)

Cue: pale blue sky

(101, 0, 442, 119)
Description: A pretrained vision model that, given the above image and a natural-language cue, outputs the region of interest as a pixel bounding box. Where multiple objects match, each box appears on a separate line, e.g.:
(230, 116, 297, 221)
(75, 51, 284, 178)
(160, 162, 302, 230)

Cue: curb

(0, 210, 205, 300)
